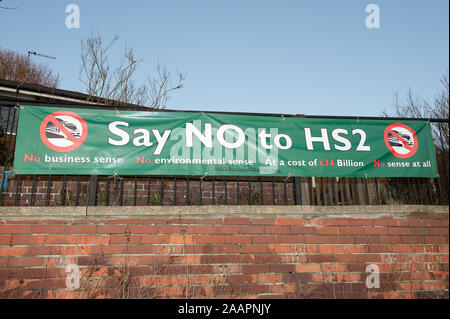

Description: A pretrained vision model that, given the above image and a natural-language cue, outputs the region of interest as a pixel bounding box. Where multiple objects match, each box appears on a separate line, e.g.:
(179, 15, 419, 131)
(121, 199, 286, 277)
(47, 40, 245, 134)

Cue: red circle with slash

(40, 111, 88, 152)
(384, 123, 418, 159)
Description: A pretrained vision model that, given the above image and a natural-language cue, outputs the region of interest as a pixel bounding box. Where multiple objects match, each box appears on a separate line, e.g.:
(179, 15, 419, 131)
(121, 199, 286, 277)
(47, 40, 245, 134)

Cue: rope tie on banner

(200, 172, 208, 180)
(284, 172, 292, 182)
(281, 114, 285, 121)
(106, 170, 123, 182)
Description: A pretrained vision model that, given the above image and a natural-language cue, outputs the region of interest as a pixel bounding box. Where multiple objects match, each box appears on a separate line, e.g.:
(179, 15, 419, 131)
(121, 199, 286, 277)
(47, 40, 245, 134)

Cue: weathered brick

(224, 218, 251, 225)
(97, 225, 127, 234)
(8, 256, 43, 267)
(65, 225, 98, 234)
(265, 226, 290, 234)
(0, 225, 32, 234)
(0, 213, 447, 299)
(0, 246, 28, 256)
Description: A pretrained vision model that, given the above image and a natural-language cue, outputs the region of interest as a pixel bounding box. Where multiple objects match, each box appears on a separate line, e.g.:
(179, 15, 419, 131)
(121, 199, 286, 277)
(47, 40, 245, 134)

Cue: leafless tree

(79, 31, 185, 108)
(381, 71, 449, 204)
(0, 48, 60, 88)
(381, 71, 449, 150)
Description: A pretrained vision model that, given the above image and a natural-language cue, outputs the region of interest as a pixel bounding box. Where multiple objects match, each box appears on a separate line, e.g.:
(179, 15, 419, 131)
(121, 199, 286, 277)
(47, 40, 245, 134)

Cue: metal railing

(1, 102, 448, 207)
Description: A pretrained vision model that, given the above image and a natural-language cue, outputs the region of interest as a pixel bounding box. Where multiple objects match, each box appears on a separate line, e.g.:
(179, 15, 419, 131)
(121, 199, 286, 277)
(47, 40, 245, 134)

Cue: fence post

(354, 177, 367, 205)
(87, 175, 98, 206)
(299, 177, 311, 205)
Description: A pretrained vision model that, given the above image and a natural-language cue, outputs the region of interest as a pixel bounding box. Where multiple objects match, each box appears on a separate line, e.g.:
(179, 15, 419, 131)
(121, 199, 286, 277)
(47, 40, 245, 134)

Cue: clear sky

(0, 0, 448, 116)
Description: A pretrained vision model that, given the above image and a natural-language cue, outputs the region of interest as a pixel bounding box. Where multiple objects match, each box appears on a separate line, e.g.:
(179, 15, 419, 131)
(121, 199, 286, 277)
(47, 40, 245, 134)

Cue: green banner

(13, 105, 439, 177)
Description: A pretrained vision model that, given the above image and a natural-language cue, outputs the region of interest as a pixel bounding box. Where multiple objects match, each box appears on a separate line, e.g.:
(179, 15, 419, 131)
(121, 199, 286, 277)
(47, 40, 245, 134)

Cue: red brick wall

(0, 213, 448, 299)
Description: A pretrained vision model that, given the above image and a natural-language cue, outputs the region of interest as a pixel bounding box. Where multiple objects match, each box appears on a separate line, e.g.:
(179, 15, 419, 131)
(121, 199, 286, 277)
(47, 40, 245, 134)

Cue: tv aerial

(27, 51, 56, 62)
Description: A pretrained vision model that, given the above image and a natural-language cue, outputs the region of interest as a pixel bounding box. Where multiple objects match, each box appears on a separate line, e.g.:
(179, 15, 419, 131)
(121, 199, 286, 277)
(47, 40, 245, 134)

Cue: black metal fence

(1, 102, 448, 207)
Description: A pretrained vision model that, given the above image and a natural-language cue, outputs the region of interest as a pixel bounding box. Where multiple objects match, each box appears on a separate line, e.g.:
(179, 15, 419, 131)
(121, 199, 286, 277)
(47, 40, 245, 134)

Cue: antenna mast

(27, 51, 56, 63)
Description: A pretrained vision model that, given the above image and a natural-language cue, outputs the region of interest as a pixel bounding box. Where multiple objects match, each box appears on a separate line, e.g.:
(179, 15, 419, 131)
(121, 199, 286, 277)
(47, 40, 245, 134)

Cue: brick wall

(0, 207, 448, 299)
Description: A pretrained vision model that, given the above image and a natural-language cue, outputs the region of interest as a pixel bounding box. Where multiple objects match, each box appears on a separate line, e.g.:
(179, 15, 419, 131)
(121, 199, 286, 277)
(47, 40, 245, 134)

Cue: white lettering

(153, 129, 171, 155)
(186, 122, 212, 148)
(305, 128, 331, 151)
(108, 121, 130, 146)
(132, 129, 153, 147)
(332, 129, 351, 151)
(217, 125, 245, 149)
(274, 134, 292, 150)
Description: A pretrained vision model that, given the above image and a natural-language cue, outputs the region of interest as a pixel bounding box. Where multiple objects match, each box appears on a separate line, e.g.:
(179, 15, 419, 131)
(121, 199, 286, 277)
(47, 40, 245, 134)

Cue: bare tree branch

(381, 71, 449, 150)
(148, 59, 186, 109)
(79, 31, 185, 109)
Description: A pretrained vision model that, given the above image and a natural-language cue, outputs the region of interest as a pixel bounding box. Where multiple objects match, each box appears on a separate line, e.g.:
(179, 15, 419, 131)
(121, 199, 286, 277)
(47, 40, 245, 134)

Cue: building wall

(0, 206, 448, 299)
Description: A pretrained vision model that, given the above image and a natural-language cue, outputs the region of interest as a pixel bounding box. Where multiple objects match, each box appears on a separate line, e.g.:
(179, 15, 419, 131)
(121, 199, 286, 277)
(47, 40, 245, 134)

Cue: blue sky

(0, 0, 448, 116)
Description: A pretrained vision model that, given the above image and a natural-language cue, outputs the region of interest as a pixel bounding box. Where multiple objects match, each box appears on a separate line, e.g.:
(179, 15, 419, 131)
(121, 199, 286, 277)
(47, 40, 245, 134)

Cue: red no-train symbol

(383, 123, 418, 159)
(40, 111, 88, 152)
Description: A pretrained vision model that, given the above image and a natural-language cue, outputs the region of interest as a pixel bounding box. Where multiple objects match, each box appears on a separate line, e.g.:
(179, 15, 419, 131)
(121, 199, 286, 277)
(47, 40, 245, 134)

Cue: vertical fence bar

(88, 175, 98, 207)
(30, 175, 37, 206)
(200, 177, 203, 206)
(4, 107, 17, 171)
(296, 177, 302, 205)
(353, 178, 359, 205)
(321, 178, 327, 206)
(119, 177, 124, 206)
(146, 176, 151, 206)
(212, 176, 215, 205)
(186, 177, 190, 205)
(248, 180, 252, 205)
(106, 177, 110, 206)
(14, 174, 21, 206)
(293, 177, 298, 205)
(75, 175, 81, 206)
(310, 177, 315, 206)
(60, 175, 66, 206)
(375, 178, 381, 205)
(284, 178, 287, 205)
(160, 177, 164, 206)
(133, 176, 137, 206)
(272, 177, 275, 205)
(236, 176, 239, 204)
(174, 176, 177, 205)
(259, 177, 263, 205)
(224, 177, 227, 205)
(342, 178, 348, 205)
(0, 172, 5, 206)
(2, 107, 12, 168)
(331, 177, 336, 205)
(364, 176, 369, 205)
(186, 176, 191, 205)
(45, 175, 51, 206)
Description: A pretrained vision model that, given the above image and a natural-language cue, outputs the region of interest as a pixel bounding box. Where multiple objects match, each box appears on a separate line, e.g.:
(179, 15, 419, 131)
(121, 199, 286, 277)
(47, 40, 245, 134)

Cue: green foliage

(151, 194, 161, 206)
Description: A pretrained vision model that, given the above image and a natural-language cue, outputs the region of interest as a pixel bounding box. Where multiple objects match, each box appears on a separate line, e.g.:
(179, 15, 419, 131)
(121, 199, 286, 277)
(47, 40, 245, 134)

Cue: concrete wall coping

(0, 205, 448, 219)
